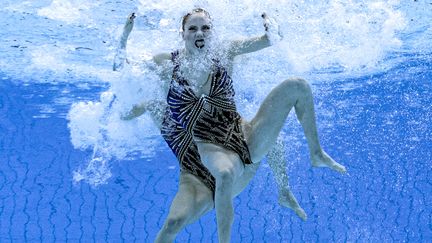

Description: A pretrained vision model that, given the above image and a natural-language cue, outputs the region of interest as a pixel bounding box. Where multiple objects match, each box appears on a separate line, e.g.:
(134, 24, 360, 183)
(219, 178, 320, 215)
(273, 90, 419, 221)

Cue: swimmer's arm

(153, 53, 171, 65)
(227, 13, 281, 58)
(121, 100, 165, 128)
(152, 53, 172, 92)
(227, 35, 271, 57)
(113, 13, 136, 71)
(120, 102, 147, 120)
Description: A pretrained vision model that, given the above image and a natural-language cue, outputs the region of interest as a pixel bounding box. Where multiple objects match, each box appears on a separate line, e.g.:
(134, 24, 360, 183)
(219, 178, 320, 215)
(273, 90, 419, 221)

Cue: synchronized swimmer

(114, 9, 346, 243)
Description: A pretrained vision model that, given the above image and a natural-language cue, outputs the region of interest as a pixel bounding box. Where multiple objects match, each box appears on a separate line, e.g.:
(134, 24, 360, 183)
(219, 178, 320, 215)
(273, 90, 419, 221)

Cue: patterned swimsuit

(160, 51, 252, 193)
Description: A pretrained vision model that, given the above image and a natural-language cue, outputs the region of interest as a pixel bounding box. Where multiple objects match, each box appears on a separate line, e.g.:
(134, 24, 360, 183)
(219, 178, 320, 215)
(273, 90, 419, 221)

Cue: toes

(293, 207, 307, 221)
(298, 210, 307, 221)
(331, 163, 347, 173)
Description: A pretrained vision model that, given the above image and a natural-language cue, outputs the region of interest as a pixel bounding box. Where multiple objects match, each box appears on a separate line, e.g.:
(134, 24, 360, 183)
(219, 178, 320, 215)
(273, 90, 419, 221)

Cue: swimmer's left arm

(228, 35, 271, 58)
(227, 13, 282, 58)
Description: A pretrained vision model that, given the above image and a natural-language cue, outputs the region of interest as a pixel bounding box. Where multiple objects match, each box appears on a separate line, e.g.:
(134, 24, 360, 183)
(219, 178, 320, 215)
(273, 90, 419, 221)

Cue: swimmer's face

(182, 13, 212, 54)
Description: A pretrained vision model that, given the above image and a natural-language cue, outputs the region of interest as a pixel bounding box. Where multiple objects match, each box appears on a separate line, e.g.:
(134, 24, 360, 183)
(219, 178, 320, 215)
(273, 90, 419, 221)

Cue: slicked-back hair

(181, 8, 212, 31)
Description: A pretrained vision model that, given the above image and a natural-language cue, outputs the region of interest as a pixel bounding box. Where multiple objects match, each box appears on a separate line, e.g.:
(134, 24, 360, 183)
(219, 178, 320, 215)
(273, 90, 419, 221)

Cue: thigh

(245, 78, 308, 162)
(232, 163, 260, 197)
(167, 172, 214, 224)
(196, 142, 244, 181)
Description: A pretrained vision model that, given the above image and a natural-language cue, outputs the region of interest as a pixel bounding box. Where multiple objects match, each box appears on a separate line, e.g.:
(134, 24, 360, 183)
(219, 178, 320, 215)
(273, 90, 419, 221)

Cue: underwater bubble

(73, 156, 112, 187)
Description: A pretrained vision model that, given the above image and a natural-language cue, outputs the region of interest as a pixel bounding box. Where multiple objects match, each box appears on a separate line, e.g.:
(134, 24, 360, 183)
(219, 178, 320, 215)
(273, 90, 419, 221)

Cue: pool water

(1, 0, 431, 242)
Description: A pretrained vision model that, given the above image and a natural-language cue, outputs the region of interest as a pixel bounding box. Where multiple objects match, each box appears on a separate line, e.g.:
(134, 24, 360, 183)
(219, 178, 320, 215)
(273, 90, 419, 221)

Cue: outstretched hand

(123, 12, 136, 34)
(128, 12, 136, 22)
(261, 13, 283, 45)
(113, 12, 137, 71)
(261, 13, 270, 31)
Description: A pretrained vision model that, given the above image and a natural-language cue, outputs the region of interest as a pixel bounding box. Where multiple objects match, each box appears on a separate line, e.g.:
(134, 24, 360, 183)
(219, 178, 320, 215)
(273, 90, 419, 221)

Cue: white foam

(67, 1, 411, 186)
(68, 100, 105, 150)
(276, 1, 406, 72)
(68, 63, 166, 185)
(2, 0, 419, 186)
(37, 0, 98, 24)
(73, 157, 112, 186)
(1, 0, 411, 85)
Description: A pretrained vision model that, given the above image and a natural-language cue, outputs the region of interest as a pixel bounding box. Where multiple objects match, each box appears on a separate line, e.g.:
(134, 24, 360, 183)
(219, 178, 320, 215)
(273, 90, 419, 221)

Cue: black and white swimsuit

(161, 51, 252, 193)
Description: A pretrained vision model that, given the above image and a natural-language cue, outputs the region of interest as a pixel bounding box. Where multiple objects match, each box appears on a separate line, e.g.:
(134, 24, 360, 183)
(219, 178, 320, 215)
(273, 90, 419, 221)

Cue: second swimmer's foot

(278, 190, 307, 221)
(311, 150, 346, 173)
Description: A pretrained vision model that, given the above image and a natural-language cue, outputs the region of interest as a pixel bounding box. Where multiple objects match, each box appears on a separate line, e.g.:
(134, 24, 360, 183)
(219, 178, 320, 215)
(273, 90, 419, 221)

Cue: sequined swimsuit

(160, 51, 252, 192)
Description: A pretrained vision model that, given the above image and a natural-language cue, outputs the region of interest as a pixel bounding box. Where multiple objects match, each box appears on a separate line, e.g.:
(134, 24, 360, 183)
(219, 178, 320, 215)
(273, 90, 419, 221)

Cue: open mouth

(195, 39, 205, 49)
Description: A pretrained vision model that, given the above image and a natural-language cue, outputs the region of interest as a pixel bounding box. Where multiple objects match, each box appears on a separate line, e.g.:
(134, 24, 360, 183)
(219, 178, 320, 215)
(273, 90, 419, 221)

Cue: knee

(216, 167, 236, 187)
(282, 78, 311, 94)
(163, 215, 188, 234)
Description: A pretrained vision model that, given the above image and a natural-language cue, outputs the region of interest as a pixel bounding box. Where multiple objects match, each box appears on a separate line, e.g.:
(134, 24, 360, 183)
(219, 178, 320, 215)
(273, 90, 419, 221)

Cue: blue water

(1, 54, 431, 241)
(1, 1, 431, 242)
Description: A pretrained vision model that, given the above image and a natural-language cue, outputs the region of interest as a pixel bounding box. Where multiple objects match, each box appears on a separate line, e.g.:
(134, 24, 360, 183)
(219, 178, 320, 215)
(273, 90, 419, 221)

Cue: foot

(278, 190, 307, 221)
(311, 150, 346, 173)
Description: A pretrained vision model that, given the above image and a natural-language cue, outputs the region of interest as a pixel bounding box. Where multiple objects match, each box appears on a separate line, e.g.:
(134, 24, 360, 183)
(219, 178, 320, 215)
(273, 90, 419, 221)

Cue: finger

(129, 13, 136, 20)
(262, 13, 269, 30)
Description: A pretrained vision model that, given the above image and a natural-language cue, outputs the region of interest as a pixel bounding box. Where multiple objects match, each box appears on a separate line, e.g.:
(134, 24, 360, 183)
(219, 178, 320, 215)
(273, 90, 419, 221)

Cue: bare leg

(267, 136, 307, 220)
(247, 78, 346, 173)
(197, 143, 244, 243)
(155, 172, 214, 243)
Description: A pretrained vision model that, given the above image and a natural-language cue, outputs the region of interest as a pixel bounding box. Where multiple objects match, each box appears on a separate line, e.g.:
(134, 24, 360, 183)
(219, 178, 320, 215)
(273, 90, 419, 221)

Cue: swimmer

(116, 9, 346, 243)
(116, 13, 306, 220)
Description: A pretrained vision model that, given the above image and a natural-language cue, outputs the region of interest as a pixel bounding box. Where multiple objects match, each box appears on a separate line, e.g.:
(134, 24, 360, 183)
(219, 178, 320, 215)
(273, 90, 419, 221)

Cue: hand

(124, 13, 136, 33)
(261, 13, 270, 31)
(261, 12, 283, 44)
(114, 12, 136, 71)
(128, 12, 136, 24)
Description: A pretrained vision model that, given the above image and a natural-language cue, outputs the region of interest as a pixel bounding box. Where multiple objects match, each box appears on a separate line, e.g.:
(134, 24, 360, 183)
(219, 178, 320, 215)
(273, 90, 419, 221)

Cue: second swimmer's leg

(267, 136, 307, 220)
(198, 143, 244, 243)
(247, 78, 346, 173)
(155, 172, 213, 243)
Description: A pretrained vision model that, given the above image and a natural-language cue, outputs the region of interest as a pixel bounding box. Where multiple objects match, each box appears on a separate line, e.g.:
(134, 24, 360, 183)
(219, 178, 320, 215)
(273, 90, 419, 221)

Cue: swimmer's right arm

(119, 54, 170, 122)
(113, 13, 170, 122)
(113, 12, 172, 90)
(152, 53, 172, 92)
(113, 13, 170, 72)
(153, 53, 171, 65)
(121, 100, 165, 128)
(120, 102, 148, 120)
(113, 13, 136, 71)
